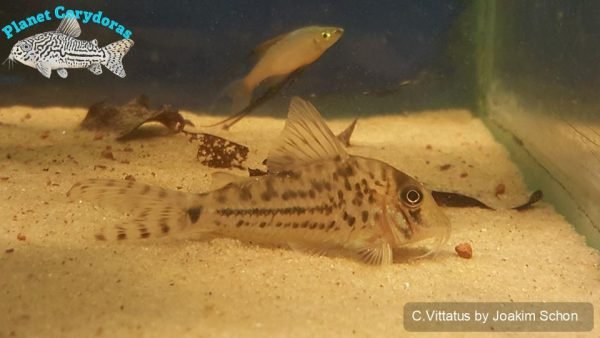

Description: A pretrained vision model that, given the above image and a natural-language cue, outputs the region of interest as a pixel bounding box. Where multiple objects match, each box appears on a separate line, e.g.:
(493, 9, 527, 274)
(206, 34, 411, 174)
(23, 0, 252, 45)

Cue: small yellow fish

(222, 26, 343, 113)
(68, 97, 450, 265)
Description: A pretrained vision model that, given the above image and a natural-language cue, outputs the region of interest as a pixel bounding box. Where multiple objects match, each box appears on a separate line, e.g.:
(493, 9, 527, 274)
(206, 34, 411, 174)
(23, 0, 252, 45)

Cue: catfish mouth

(392, 226, 450, 261)
(396, 207, 451, 259)
(412, 223, 451, 259)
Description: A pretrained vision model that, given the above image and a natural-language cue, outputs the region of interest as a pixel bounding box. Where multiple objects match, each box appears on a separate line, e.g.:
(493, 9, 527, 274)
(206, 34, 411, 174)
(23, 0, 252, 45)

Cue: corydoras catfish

(68, 97, 450, 265)
(4, 17, 134, 79)
(220, 26, 343, 113)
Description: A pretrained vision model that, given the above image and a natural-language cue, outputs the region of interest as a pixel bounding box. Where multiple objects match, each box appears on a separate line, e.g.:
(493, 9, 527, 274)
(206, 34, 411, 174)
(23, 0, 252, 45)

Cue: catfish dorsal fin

(267, 97, 348, 173)
(56, 17, 82, 38)
(252, 32, 289, 58)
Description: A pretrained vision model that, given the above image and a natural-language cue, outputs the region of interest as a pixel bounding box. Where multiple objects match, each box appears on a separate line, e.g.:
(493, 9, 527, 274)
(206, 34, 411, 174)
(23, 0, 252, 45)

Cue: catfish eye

(20, 42, 32, 52)
(401, 186, 423, 207)
(321, 31, 331, 40)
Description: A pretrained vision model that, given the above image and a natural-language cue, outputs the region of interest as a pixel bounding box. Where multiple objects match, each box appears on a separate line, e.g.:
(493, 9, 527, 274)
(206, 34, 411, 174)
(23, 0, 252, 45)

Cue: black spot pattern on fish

(361, 211, 369, 223)
(409, 209, 422, 224)
(187, 207, 203, 223)
(260, 180, 278, 201)
(239, 186, 252, 201)
(159, 219, 170, 234)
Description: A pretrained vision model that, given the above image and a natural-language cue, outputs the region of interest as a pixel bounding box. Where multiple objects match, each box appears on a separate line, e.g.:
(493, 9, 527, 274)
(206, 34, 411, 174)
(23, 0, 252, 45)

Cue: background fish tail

(67, 179, 208, 241)
(101, 39, 134, 78)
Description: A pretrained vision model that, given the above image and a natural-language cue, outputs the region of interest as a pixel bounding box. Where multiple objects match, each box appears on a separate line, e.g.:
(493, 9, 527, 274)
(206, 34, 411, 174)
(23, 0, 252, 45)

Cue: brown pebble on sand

(125, 175, 136, 181)
(425, 144, 432, 150)
(5, 248, 14, 253)
(460, 172, 468, 178)
(455, 243, 473, 259)
(40, 131, 50, 139)
(17, 233, 26, 241)
(439, 164, 452, 171)
(93, 132, 105, 141)
(0, 177, 9, 181)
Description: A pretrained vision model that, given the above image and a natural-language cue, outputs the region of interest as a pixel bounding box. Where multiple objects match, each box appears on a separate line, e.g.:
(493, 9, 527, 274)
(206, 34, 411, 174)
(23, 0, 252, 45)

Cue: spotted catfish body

(5, 17, 133, 79)
(68, 98, 450, 265)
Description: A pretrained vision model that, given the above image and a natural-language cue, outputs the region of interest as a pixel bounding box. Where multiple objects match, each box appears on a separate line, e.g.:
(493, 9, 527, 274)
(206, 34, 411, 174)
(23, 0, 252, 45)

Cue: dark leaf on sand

(80, 95, 193, 139)
(432, 190, 493, 209)
(184, 130, 249, 170)
(432, 189, 543, 211)
(513, 190, 543, 211)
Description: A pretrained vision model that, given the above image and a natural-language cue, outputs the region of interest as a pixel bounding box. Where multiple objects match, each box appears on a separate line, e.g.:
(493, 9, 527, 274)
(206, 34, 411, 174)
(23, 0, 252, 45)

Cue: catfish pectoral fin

(351, 241, 393, 266)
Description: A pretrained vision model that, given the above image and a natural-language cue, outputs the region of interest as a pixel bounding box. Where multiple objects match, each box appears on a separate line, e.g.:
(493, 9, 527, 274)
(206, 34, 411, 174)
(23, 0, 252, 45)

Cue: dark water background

(0, 0, 468, 112)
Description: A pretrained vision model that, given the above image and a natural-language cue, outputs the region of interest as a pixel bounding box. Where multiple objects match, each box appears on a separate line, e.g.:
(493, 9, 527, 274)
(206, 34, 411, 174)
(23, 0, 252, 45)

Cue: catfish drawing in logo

(4, 17, 134, 79)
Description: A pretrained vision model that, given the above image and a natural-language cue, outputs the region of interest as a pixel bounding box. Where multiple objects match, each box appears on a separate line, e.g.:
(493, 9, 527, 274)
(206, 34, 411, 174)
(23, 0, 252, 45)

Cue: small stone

(455, 242, 473, 259)
(17, 233, 26, 241)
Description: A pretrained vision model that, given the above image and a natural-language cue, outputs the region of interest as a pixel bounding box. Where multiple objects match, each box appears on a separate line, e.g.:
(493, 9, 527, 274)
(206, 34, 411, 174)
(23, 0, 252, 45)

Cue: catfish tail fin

(101, 39, 134, 78)
(68, 179, 207, 241)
